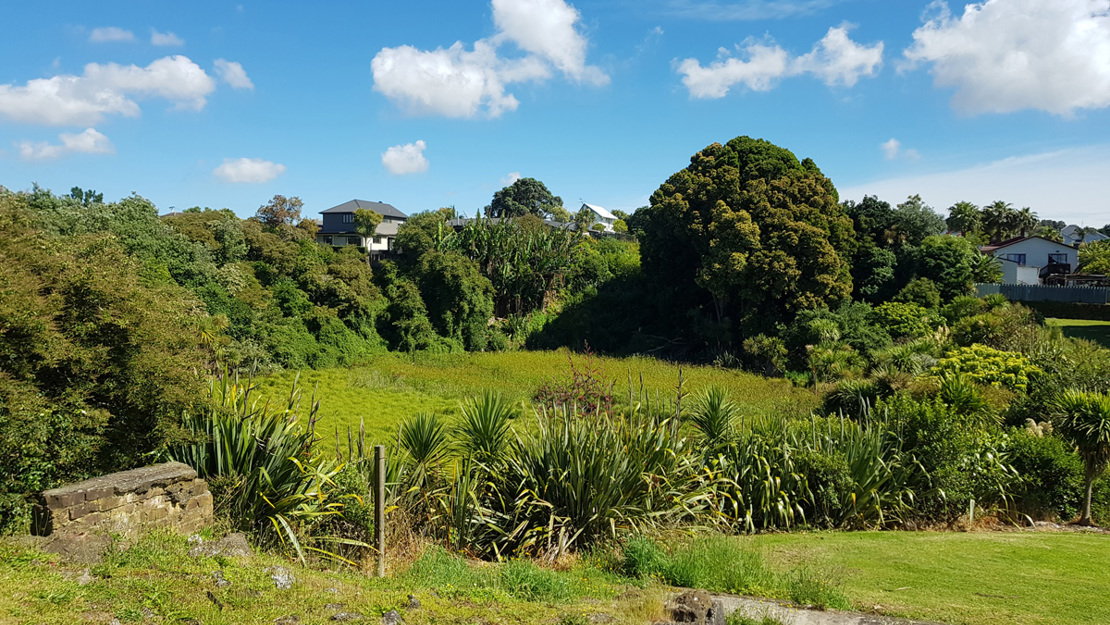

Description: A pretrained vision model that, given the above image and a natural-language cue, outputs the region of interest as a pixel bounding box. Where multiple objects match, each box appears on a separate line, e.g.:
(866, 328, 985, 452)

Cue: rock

(207, 590, 224, 610)
(266, 566, 295, 590)
(273, 616, 300, 625)
(325, 603, 346, 611)
(141, 607, 156, 620)
(109, 619, 122, 625)
(664, 590, 716, 624)
(325, 587, 339, 593)
(331, 613, 365, 621)
(381, 610, 403, 625)
(190, 533, 252, 558)
(41, 534, 112, 565)
(212, 570, 231, 588)
(405, 594, 420, 610)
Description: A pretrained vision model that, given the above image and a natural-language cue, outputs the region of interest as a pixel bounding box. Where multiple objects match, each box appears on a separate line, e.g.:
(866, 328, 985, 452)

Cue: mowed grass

(254, 350, 816, 445)
(1046, 317, 1110, 348)
(752, 530, 1110, 625)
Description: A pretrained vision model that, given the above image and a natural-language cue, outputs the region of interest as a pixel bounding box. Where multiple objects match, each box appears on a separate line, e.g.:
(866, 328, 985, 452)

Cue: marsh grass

(255, 350, 816, 446)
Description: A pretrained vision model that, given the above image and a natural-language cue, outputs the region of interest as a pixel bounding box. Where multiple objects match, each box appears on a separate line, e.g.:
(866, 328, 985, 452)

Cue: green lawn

(253, 350, 816, 445)
(1046, 317, 1110, 348)
(752, 530, 1110, 625)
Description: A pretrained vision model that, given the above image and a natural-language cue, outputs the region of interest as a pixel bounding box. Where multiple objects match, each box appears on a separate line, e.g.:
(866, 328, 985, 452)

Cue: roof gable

(320, 199, 408, 220)
(582, 203, 616, 220)
(981, 235, 1069, 253)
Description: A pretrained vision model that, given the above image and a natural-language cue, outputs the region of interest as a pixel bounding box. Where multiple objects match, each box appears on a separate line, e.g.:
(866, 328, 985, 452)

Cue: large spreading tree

(486, 177, 563, 219)
(638, 136, 854, 334)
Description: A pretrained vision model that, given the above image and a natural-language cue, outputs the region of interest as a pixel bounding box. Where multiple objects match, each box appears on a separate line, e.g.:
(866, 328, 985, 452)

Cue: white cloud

(381, 140, 430, 175)
(903, 0, 1110, 115)
(794, 25, 883, 87)
(678, 25, 882, 98)
(491, 0, 608, 85)
(839, 145, 1110, 224)
(502, 171, 523, 185)
(371, 0, 606, 117)
(213, 157, 286, 183)
(151, 30, 184, 46)
(881, 138, 919, 160)
(89, 26, 134, 43)
(0, 56, 217, 126)
(17, 128, 114, 160)
(213, 59, 254, 90)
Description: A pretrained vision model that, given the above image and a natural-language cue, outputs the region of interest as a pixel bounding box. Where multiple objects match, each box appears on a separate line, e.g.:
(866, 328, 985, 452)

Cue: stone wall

(33, 462, 212, 538)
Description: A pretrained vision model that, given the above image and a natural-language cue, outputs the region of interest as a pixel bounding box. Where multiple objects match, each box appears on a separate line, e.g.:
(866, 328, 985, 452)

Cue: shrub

(930, 344, 1040, 393)
(873, 301, 942, 339)
(1006, 430, 1086, 522)
(893, 277, 941, 309)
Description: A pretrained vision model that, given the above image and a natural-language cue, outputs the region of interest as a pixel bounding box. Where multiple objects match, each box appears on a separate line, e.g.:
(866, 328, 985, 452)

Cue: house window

(1004, 253, 1026, 265)
(342, 213, 353, 223)
(374, 236, 383, 244)
(323, 236, 333, 245)
(1048, 253, 1068, 264)
(348, 236, 361, 245)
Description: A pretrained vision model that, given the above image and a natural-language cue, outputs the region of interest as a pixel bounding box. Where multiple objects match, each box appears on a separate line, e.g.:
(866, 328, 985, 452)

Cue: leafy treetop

(256, 194, 303, 227)
(486, 177, 563, 219)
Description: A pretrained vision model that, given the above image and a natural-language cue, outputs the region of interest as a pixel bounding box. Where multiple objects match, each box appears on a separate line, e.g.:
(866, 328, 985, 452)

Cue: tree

(1035, 226, 1063, 242)
(981, 200, 1018, 243)
(417, 251, 495, 350)
(893, 195, 945, 246)
(486, 177, 563, 219)
(915, 235, 979, 299)
(256, 194, 303, 227)
(843, 195, 897, 247)
(1015, 206, 1038, 237)
(1079, 240, 1110, 274)
(945, 201, 981, 236)
(353, 208, 383, 241)
(69, 186, 103, 206)
(639, 136, 854, 333)
(1053, 391, 1110, 525)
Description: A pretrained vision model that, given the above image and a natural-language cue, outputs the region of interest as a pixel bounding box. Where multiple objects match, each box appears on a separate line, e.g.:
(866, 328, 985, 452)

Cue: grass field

(253, 350, 817, 445)
(1046, 317, 1110, 348)
(753, 530, 1110, 625)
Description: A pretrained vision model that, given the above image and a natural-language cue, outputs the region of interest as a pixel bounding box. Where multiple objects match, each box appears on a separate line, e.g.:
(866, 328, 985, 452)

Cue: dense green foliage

(0, 190, 208, 533)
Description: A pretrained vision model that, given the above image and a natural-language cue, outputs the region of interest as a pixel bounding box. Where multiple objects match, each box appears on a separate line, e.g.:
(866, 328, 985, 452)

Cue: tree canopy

(638, 136, 854, 333)
(486, 177, 563, 219)
(256, 194, 303, 227)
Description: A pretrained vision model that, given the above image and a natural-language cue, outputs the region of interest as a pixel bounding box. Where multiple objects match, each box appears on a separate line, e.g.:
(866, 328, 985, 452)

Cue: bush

(873, 301, 942, 339)
(1006, 430, 1086, 522)
(893, 277, 941, 309)
(930, 344, 1040, 393)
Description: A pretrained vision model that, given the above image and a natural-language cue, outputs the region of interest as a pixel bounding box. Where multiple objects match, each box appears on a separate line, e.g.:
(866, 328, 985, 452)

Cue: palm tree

(1016, 207, 1038, 237)
(980, 201, 1015, 243)
(1053, 390, 1110, 525)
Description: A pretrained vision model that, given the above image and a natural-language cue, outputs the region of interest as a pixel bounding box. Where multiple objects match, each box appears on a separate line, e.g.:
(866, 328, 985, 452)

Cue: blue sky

(1, 0, 1108, 225)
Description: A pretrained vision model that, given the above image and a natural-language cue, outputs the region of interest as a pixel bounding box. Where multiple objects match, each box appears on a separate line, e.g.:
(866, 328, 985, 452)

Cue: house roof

(980, 235, 1068, 254)
(582, 203, 616, 220)
(320, 199, 408, 220)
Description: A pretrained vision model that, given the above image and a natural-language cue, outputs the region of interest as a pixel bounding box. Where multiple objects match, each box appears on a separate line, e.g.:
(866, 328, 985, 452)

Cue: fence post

(374, 444, 385, 577)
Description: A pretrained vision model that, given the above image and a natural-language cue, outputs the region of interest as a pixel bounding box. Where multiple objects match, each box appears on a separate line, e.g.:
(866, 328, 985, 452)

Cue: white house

(981, 236, 1076, 285)
(581, 203, 616, 232)
(316, 199, 408, 252)
(1062, 225, 1108, 247)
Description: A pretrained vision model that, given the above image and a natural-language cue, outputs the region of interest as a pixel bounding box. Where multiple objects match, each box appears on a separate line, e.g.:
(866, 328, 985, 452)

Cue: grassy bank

(754, 530, 1110, 625)
(254, 350, 815, 443)
(1046, 317, 1110, 348)
(0, 532, 662, 625)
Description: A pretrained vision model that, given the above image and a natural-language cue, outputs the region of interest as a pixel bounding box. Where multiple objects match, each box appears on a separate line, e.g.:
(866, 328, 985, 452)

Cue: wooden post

(374, 444, 386, 577)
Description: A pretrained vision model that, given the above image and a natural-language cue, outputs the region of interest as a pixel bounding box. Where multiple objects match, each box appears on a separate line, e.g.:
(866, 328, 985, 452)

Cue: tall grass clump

(166, 371, 345, 562)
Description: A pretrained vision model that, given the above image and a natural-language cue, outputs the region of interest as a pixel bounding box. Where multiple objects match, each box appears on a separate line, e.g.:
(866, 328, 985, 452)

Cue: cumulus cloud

(903, 0, 1110, 115)
(678, 25, 882, 98)
(381, 140, 430, 175)
(89, 26, 134, 43)
(0, 56, 217, 126)
(17, 128, 114, 160)
(372, 0, 607, 117)
(491, 0, 608, 85)
(151, 29, 184, 46)
(213, 157, 286, 183)
(881, 138, 919, 160)
(214, 59, 254, 89)
(502, 171, 523, 185)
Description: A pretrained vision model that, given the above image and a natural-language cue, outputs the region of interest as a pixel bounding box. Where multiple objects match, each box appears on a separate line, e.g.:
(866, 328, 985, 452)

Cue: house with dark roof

(980, 235, 1076, 285)
(316, 199, 408, 252)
